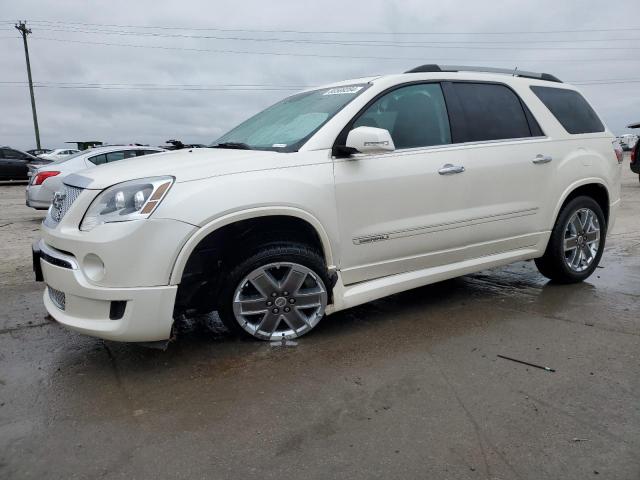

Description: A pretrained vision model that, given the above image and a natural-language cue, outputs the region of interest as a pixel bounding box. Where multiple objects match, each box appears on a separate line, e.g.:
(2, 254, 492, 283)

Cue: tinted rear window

(447, 83, 533, 142)
(530, 86, 604, 134)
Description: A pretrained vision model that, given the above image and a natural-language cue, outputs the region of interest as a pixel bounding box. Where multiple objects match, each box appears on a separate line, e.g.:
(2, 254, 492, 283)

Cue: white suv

(33, 65, 622, 343)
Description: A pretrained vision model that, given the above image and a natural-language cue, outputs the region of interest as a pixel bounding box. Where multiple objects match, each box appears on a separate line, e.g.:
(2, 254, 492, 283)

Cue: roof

(403, 64, 562, 83)
(314, 65, 566, 94)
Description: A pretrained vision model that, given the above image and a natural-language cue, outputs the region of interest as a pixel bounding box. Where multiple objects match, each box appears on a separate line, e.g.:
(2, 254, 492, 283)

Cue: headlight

(80, 176, 174, 231)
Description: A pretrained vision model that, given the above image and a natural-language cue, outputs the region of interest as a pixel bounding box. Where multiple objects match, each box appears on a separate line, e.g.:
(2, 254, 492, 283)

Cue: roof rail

(404, 64, 562, 83)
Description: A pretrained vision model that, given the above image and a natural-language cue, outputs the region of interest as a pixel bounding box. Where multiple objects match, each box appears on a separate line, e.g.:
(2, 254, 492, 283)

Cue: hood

(63, 148, 300, 189)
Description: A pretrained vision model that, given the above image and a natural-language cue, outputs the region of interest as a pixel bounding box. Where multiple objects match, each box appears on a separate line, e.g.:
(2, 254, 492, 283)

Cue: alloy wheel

(563, 207, 601, 272)
(232, 262, 328, 340)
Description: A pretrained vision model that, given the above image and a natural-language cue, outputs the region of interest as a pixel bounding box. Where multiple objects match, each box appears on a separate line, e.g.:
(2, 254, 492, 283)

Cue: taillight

(613, 143, 624, 164)
(32, 171, 60, 185)
(632, 145, 637, 165)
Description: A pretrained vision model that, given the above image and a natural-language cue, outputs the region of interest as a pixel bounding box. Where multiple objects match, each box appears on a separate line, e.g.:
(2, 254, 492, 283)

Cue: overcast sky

(1, 0, 639, 150)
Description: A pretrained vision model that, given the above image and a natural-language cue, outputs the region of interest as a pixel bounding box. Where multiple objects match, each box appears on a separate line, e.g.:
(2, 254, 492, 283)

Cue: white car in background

(26, 145, 165, 209)
(38, 148, 81, 161)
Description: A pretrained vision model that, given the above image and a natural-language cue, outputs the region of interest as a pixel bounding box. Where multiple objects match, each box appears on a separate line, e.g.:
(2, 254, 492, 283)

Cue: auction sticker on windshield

(323, 86, 364, 95)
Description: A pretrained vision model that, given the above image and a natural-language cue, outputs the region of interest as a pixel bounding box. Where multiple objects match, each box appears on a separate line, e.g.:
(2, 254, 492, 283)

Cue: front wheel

(218, 243, 329, 340)
(535, 196, 606, 283)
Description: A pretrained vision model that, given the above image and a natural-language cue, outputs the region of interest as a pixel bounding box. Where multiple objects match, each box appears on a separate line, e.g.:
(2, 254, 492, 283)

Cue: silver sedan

(26, 145, 165, 210)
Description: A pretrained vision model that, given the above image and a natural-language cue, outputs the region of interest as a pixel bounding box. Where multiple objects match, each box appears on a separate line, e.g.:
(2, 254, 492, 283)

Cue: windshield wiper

(212, 142, 252, 150)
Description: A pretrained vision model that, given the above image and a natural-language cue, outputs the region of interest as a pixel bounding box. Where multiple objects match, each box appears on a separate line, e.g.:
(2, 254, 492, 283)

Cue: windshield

(212, 84, 368, 152)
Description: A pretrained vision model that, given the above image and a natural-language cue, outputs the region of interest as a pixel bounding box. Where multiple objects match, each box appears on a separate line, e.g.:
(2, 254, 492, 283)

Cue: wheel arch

(551, 179, 610, 230)
(170, 206, 335, 286)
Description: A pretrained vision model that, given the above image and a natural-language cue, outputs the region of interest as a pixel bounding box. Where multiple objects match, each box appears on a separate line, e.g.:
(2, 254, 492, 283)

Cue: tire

(535, 196, 606, 283)
(217, 242, 330, 340)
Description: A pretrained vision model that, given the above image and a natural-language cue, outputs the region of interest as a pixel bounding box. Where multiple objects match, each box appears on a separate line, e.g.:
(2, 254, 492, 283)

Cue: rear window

(530, 86, 604, 134)
(447, 83, 534, 142)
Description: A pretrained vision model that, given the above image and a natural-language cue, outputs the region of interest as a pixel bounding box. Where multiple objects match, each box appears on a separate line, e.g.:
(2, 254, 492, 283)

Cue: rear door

(441, 81, 555, 251)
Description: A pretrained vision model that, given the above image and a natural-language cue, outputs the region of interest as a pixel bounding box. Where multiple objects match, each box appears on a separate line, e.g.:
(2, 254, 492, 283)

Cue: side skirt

(326, 246, 542, 314)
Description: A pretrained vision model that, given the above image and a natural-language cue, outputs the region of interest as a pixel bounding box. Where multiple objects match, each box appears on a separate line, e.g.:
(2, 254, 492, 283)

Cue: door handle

(438, 163, 465, 175)
(532, 154, 552, 164)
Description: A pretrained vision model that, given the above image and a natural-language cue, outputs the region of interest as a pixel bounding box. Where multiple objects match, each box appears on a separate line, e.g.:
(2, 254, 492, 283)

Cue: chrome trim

(39, 239, 79, 270)
(353, 208, 539, 245)
(532, 154, 553, 164)
(438, 163, 465, 175)
(43, 184, 83, 228)
(48, 286, 66, 311)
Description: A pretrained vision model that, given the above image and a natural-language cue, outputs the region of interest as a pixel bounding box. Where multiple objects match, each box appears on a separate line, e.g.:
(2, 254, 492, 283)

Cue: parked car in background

(26, 145, 165, 209)
(628, 122, 640, 183)
(0, 146, 39, 180)
(33, 65, 622, 343)
(26, 148, 52, 157)
(618, 134, 638, 151)
(160, 140, 206, 150)
(38, 148, 80, 161)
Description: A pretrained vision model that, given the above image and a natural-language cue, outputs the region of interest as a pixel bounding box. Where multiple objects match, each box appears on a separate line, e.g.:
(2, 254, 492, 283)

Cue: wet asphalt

(0, 162, 638, 479)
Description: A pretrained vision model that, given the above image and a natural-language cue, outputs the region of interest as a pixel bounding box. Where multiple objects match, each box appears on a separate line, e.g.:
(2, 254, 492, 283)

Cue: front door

(334, 82, 470, 284)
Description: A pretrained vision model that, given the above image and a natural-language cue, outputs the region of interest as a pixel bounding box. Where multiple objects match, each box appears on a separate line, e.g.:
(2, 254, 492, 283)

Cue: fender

(169, 206, 336, 285)
(549, 177, 610, 230)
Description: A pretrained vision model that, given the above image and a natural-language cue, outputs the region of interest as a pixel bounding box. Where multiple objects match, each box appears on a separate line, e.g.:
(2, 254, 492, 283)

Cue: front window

(353, 83, 451, 149)
(212, 84, 368, 152)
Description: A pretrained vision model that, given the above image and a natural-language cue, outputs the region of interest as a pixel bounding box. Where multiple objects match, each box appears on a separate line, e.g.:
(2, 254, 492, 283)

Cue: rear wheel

(218, 243, 329, 340)
(535, 196, 606, 283)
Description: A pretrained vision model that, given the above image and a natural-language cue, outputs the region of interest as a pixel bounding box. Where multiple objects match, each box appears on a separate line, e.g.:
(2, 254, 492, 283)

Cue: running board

(327, 247, 539, 314)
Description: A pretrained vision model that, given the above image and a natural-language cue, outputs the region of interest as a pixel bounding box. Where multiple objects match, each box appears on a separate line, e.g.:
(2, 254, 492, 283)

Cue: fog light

(83, 253, 105, 282)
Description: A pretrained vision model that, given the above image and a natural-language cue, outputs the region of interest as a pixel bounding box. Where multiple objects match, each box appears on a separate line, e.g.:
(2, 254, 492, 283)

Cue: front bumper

(36, 240, 177, 342)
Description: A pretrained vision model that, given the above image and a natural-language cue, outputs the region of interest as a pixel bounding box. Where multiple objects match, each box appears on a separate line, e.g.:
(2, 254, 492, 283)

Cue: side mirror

(345, 126, 395, 155)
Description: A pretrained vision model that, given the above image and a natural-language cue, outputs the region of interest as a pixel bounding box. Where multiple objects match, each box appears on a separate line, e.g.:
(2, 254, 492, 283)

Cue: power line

(0, 81, 311, 88)
(2, 79, 640, 91)
(21, 26, 640, 50)
(8, 19, 640, 35)
(23, 25, 640, 46)
(28, 36, 640, 62)
(574, 80, 640, 85)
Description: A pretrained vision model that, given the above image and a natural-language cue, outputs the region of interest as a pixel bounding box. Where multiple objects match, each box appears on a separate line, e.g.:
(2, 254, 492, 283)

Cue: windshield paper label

(323, 86, 363, 95)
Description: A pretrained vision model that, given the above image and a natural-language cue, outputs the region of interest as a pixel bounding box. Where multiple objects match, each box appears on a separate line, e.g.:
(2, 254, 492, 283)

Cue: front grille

(43, 185, 83, 228)
(48, 287, 66, 310)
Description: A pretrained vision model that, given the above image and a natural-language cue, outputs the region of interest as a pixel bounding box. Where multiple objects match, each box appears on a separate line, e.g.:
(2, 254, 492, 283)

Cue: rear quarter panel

(514, 81, 620, 231)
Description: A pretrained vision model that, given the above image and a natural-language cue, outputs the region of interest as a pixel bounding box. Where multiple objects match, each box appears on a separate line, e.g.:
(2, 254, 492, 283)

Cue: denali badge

(51, 191, 67, 220)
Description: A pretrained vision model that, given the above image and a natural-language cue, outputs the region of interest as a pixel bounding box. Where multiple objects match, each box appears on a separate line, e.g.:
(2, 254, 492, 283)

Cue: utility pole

(15, 21, 41, 149)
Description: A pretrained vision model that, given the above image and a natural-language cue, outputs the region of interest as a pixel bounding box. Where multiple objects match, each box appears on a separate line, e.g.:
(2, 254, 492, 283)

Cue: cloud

(1, 0, 638, 149)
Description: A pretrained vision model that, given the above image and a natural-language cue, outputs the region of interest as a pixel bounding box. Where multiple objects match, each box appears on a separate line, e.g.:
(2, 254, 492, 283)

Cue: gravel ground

(0, 160, 639, 479)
